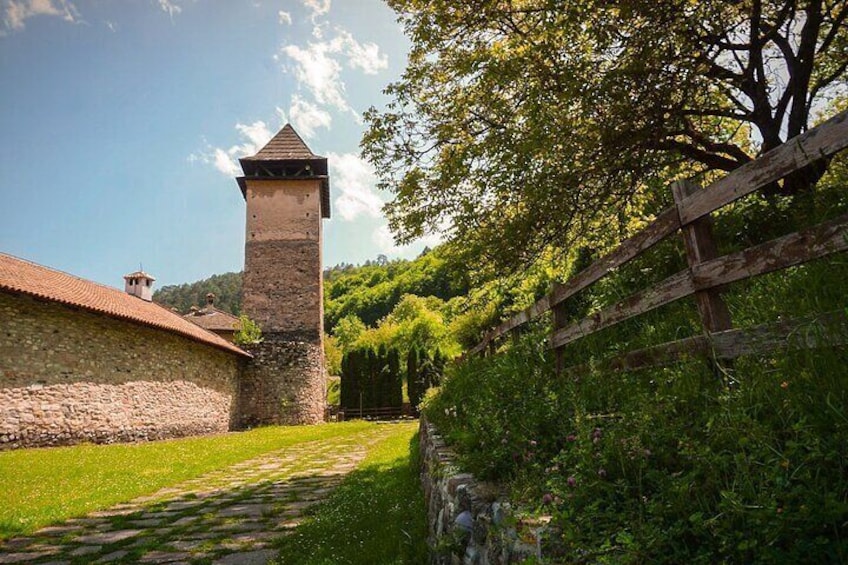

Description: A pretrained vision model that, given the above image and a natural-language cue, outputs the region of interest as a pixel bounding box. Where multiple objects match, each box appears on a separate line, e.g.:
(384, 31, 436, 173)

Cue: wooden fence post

(671, 180, 733, 372)
(552, 282, 567, 376)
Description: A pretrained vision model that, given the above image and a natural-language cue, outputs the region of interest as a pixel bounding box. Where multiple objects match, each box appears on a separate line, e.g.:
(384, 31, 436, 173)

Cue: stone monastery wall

(0, 291, 242, 449)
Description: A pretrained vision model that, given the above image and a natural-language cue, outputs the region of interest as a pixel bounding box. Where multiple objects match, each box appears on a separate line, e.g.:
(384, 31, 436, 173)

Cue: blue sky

(0, 0, 433, 289)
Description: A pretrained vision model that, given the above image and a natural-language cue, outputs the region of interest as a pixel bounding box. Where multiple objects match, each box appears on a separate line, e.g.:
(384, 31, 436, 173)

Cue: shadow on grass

(273, 430, 428, 565)
(0, 468, 358, 564)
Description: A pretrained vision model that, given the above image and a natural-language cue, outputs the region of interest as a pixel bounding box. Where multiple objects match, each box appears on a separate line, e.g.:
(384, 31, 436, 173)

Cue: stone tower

(235, 124, 330, 425)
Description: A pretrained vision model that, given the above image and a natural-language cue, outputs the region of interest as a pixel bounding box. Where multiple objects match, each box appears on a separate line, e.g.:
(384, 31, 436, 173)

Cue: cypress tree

(340, 352, 350, 409)
(377, 344, 389, 408)
(388, 348, 402, 408)
(419, 348, 432, 393)
(366, 348, 378, 409)
(407, 347, 420, 410)
(432, 349, 445, 387)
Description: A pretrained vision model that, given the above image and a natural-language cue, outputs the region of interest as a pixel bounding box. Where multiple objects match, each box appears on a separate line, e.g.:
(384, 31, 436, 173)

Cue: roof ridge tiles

(0, 252, 250, 358)
(242, 123, 324, 161)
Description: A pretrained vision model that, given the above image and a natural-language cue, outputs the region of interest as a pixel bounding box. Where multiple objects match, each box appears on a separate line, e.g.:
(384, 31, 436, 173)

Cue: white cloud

(277, 9, 291, 25)
(213, 147, 240, 177)
(372, 224, 444, 257)
(329, 152, 384, 221)
(302, 0, 330, 17)
(282, 42, 349, 112)
(2, 0, 79, 32)
(372, 224, 399, 254)
(336, 30, 387, 75)
(280, 30, 388, 114)
(157, 0, 181, 19)
(234, 120, 273, 152)
(191, 118, 278, 177)
(289, 95, 331, 138)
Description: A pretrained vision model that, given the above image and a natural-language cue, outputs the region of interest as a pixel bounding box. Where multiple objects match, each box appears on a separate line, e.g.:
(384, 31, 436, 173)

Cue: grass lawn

(274, 421, 428, 564)
(0, 420, 375, 539)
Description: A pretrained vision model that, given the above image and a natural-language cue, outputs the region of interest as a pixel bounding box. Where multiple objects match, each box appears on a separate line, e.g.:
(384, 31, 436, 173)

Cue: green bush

(427, 331, 848, 562)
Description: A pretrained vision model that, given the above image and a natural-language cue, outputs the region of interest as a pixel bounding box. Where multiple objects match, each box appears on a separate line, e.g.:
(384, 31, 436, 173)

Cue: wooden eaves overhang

(235, 124, 331, 219)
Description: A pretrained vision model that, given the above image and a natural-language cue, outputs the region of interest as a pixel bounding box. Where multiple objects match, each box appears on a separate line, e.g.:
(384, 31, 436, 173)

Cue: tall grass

(274, 422, 428, 564)
(425, 178, 848, 562)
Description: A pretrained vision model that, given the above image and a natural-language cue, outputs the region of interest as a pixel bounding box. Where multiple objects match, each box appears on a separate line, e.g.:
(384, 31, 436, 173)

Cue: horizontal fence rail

(466, 109, 848, 373)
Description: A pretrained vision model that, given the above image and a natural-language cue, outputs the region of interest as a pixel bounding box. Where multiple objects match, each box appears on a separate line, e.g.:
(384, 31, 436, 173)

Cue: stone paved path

(0, 426, 396, 564)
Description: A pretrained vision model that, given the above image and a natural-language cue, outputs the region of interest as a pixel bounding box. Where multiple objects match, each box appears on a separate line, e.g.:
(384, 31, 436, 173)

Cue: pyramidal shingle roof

(236, 123, 331, 218)
(241, 124, 323, 161)
(0, 252, 250, 358)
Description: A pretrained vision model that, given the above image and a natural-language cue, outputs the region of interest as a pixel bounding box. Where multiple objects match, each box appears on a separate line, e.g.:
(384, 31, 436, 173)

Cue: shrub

(424, 293, 848, 562)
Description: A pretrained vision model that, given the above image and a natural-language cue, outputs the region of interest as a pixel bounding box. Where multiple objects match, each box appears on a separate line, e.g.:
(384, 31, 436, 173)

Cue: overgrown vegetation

(274, 422, 427, 564)
(233, 313, 263, 345)
(424, 169, 848, 561)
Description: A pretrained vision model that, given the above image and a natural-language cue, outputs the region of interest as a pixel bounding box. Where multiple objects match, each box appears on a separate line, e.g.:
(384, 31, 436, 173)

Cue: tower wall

(239, 178, 326, 425)
(242, 179, 323, 340)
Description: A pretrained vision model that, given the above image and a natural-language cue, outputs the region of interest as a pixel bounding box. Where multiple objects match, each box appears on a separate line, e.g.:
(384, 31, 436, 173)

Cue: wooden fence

(332, 404, 413, 421)
(467, 110, 848, 375)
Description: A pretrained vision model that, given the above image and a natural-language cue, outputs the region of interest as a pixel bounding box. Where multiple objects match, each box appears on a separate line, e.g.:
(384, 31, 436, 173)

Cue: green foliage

(273, 423, 428, 564)
(325, 248, 469, 331)
(233, 314, 262, 345)
(427, 321, 848, 562)
(324, 334, 342, 376)
(425, 172, 848, 562)
(154, 272, 242, 315)
(364, 1, 846, 274)
(406, 347, 420, 409)
(326, 376, 340, 406)
(408, 347, 445, 411)
(333, 315, 367, 351)
(0, 421, 376, 539)
(340, 346, 403, 411)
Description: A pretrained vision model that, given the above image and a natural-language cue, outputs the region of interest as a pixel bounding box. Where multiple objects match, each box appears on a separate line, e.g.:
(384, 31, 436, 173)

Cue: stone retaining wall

(0, 291, 243, 449)
(420, 416, 550, 564)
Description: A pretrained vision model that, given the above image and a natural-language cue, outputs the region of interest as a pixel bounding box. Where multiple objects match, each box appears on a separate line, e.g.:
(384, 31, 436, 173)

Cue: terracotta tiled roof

(241, 124, 323, 161)
(124, 271, 155, 281)
(184, 307, 242, 332)
(0, 253, 250, 358)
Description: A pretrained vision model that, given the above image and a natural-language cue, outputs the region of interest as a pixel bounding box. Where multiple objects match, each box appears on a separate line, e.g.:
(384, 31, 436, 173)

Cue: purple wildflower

(567, 476, 577, 488)
(542, 493, 553, 505)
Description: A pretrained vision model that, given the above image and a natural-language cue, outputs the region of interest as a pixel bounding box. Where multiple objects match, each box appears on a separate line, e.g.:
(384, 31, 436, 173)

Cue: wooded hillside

(153, 272, 242, 315)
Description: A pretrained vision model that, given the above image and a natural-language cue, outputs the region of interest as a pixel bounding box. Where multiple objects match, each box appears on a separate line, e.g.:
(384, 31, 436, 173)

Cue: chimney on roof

(123, 270, 155, 302)
(206, 293, 216, 307)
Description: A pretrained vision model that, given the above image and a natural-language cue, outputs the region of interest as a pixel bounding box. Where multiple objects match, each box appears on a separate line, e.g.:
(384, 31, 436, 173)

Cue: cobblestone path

(0, 425, 397, 564)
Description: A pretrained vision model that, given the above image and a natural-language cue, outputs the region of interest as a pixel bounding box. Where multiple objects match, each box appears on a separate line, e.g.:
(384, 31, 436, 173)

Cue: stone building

(0, 253, 250, 449)
(183, 293, 242, 342)
(0, 123, 331, 448)
(235, 124, 330, 426)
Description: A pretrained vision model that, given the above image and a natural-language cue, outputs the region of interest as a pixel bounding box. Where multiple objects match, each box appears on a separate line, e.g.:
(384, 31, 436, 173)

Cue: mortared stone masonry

(0, 123, 331, 448)
(235, 124, 330, 425)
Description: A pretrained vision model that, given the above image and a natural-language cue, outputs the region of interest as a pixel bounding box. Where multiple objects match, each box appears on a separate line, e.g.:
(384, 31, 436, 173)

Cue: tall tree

(363, 0, 848, 272)
(407, 347, 421, 410)
(388, 348, 403, 408)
